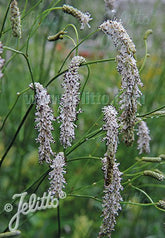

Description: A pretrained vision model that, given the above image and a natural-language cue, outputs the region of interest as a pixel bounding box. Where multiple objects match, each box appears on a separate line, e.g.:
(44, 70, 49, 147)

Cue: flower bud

(10, 0, 21, 38)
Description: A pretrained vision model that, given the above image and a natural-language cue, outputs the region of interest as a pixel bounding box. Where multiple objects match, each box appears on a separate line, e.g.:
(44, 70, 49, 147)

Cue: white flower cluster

(62, 4, 92, 29)
(99, 159, 123, 238)
(137, 120, 151, 154)
(102, 105, 118, 157)
(99, 105, 123, 237)
(29, 82, 55, 164)
(0, 42, 5, 79)
(100, 20, 143, 145)
(10, 0, 21, 38)
(48, 152, 66, 198)
(59, 56, 86, 148)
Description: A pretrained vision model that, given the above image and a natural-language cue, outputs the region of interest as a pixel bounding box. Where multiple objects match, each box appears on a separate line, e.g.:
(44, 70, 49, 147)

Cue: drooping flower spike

(100, 20, 143, 145)
(58, 56, 86, 148)
(137, 120, 151, 154)
(62, 4, 92, 30)
(10, 0, 22, 38)
(48, 152, 66, 198)
(29, 82, 55, 164)
(99, 106, 123, 238)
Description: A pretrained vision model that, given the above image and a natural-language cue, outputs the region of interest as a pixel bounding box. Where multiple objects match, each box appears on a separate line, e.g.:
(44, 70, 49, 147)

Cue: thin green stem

(121, 201, 157, 207)
(81, 58, 115, 66)
(46, 58, 114, 87)
(22, 0, 29, 18)
(3, 46, 35, 89)
(63, 35, 76, 47)
(138, 105, 165, 118)
(130, 184, 165, 212)
(0, 88, 29, 131)
(67, 156, 100, 162)
(124, 172, 143, 177)
(0, 52, 113, 167)
(57, 199, 61, 238)
(26, 169, 50, 194)
(139, 40, 148, 73)
(68, 194, 102, 202)
(122, 160, 141, 174)
(66, 128, 103, 156)
(58, 28, 101, 73)
(21, 0, 43, 19)
(80, 64, 90, 102)
(122, 175, 142, 185)
(46, 69, 68, 87)
(139, 183, 165, 189)
(64, 24, 79, 55)
(25, 6, 62, 55)
(0, 104, 34, 168)
(0, 0, 12, 38)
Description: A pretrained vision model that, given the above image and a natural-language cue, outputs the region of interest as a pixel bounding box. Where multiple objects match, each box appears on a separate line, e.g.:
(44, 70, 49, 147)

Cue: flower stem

(58, 28, 101, 73)
(68, 194, 102, 202)
(64, 24, 79, 55)
(57, 199, 61, 238)
(0, 0, 13, 38)
(0, 88, 29, 131)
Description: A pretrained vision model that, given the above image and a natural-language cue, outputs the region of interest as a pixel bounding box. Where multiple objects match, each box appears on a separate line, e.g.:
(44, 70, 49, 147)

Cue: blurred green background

(0, 0, 165, 237)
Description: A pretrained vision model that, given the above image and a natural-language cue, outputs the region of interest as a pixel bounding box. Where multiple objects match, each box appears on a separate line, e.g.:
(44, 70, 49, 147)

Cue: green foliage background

(0, 0, 165, 237)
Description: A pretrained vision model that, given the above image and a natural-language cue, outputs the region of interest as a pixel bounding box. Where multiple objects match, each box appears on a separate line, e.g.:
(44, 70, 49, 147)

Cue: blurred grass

(0, 0, 165, 237)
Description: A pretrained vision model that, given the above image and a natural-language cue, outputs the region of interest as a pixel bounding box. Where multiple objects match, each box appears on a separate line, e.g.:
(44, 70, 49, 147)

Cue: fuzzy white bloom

(62, 4, 92, 29)
(29, 82, 55, 164)
(137, 120, 151, 154)
(59, 56, 86, 148)
(48, 152, 66, 198)
(10, 0, 21, 38)
(99, 105, 122, 237)
(102, 105, 118, 157)
(117, 52, 143, 144)
(0, 42, 5, 79)
(100, 20, 143, 145)
(99, 159, 123, 238)
(100, 20, 136, 55)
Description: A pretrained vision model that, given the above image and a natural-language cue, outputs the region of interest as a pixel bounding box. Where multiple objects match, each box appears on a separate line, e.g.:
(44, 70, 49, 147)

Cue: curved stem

(58, 28, 101, 73)
(25, 6, 63, 55)
(130, 184, 165, 212)
(3, 46, 35, 90)
(64, 24, 79, 55)
(139, 40, 148, 73)
(46, 58, 114, 87)
(0, 53, 114, 167)
(63, 35, 76, 47)
(0, 0, 12, 38)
